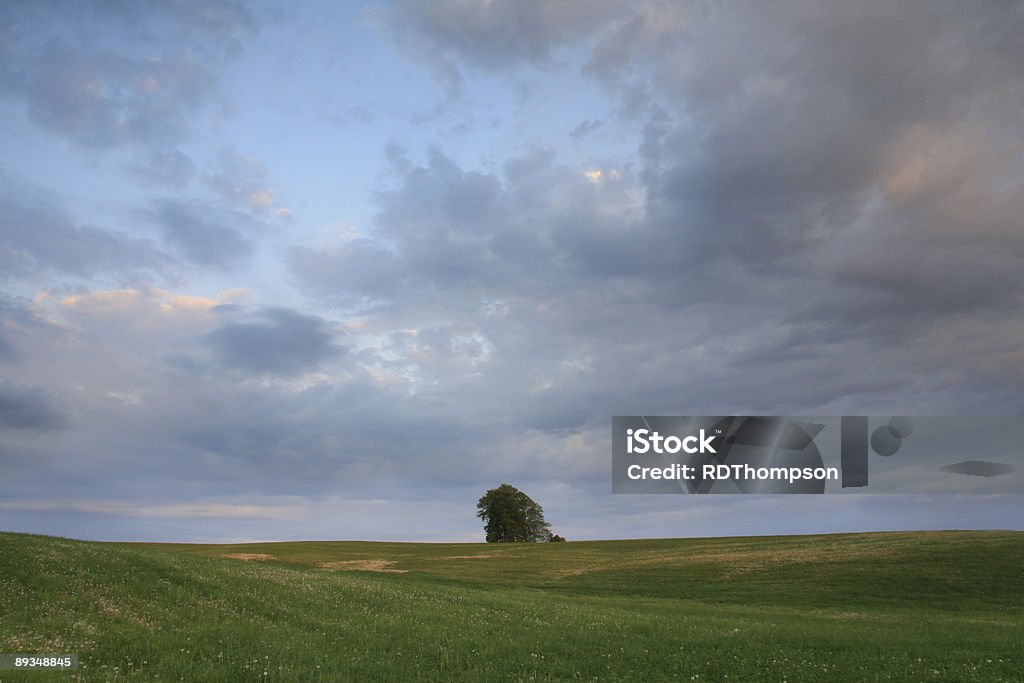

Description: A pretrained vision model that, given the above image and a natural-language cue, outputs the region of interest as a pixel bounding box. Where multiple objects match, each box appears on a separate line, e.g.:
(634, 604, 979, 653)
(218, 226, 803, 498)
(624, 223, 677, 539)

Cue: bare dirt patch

(555, 567, 588, 577)
(318, 559, 407, 573)
(221, 553, 276, 561)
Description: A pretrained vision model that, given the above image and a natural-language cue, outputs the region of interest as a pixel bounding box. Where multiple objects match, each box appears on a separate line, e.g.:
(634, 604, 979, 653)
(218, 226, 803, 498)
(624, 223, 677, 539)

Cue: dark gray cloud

(0, 0, 254, 150)
(0, 177, 173, 281)
(579, 3, 1024, 312)
(3, 43, 212, 148)
(384, 0, 611, 66)
(205, 148, 284, 213)
(130, 147, 196, 188)
(0, 334, 14, 362)
(0, 295, 58, 363)
(938, 461, 1017, 478)
(372, 0, 1024, 340)
(289, 134, 1024, 423)
(374, 0, 627, 92)
(290, 148, 524, 301)
(0, 299, 25, 362)
(288, 240, 405, 301)
(205, 308, 346, 376)
(291, 147, 622, 302)
(0, 383, 65, 432)
(570, 119, 601, 140)
(631, 4, 1024, 266)
(154, 199, 263, 269)
(287, 0, 1024, 436)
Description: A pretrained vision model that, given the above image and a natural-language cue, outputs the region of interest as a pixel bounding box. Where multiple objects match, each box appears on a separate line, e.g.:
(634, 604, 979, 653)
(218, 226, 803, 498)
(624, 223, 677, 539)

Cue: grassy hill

(1, 531, 1021, 681)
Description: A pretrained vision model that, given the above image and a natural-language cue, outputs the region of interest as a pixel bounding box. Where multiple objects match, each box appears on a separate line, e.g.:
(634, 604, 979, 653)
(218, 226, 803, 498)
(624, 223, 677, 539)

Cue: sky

(1, 0, 1022, 543)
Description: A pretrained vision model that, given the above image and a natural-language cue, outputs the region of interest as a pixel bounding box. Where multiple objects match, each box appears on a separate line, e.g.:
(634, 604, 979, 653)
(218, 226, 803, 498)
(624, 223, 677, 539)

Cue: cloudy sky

(2, 1, 1022, 542)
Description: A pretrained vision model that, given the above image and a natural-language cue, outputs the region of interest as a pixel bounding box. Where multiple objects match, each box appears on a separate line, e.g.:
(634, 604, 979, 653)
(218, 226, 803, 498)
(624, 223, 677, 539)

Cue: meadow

(1, 530, 1021, 681)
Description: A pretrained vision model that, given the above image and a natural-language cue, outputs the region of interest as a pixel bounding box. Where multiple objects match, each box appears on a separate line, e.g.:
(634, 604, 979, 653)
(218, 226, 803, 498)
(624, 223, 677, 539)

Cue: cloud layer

(1, 1, 1022, 541)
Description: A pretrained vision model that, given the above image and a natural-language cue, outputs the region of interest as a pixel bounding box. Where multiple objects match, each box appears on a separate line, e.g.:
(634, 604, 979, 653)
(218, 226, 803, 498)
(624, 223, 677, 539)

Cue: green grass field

(1, 530, 1021, 681)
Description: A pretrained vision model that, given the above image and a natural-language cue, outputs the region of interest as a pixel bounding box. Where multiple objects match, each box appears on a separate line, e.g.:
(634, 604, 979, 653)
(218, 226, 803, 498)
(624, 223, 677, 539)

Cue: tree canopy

(476, 484, 551, 543)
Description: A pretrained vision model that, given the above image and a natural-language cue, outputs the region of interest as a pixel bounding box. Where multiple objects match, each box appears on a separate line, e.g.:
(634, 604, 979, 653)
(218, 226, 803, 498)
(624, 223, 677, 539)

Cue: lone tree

(476, 484, 551, 543)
